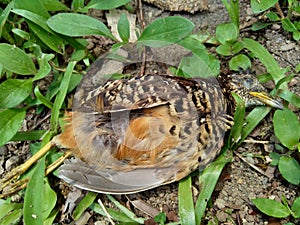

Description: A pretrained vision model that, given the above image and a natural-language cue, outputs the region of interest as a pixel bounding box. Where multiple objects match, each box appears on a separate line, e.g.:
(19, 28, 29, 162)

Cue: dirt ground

(1, 0, 300, 224)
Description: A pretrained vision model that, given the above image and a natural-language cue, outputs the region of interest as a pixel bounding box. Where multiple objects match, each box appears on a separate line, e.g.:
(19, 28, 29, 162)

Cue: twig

(98, 198, 115, 225)
(275, 3, 284, 19)
(234, 151, 271, 178)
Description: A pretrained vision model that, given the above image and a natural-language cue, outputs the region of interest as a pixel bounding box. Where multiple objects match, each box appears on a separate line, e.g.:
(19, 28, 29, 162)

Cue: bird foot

(0, 142, 53, 197)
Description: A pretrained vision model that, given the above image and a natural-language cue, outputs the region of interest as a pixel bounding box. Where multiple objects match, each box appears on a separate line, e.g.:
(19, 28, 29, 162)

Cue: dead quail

(51, 72, 282, 194)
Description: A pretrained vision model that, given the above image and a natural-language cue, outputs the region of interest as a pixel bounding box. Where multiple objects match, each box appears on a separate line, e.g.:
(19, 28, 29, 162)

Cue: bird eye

(244, 78, 253, 88)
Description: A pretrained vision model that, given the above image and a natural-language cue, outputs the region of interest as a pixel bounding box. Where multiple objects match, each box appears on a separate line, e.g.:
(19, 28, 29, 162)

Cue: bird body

(55, 73, 282, 194)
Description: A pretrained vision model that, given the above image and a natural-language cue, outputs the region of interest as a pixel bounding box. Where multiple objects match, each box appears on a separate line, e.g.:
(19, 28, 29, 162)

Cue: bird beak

(249, 92, 283, 109)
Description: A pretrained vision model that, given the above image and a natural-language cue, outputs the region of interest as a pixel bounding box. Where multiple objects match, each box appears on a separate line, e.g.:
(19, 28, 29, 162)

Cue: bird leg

(0, 149, 73, 198)
(0, 142, 54, 193)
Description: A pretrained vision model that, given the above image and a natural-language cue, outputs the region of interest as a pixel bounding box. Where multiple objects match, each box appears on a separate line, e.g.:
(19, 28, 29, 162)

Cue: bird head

(220, 73, 283, 109)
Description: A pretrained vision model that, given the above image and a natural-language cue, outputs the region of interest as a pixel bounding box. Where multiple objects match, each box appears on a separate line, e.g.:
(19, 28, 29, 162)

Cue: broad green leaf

(195, 150, 232, 225)
(73, 192, 97, 220)
(47, 13, 116, 40)
(278, 156, 300, 185)
(118, 13, 130, 42)
(43, 0, 69, 11)
(252, 198, 290, 218)
(0, 79, 32, 108)
(242, 38, 283, 84)
(266, 12, 280, 21)
(229, 54, 251, 71)
(72, 0, 85, 10)
(291, 197, 300, 218)
(282, 18, 297, 32)
(179, 176, 196, 225)
(180, 54, 216, 78)
(250, 0, 278, 13)
(27, 20, 64, 53)
(273, 108, 300, 149)
(0, 109, 26, 146)
(0, 43, 36, 75)
(216, 43, 232, 56)
(14, 0, 50, 19)
(24, 157, 45, 225)
(216, 23, 239, 44)
(86, 0, 131, 10)
(43, 180, 57, 220)
(0, 2, 14, 38)
(138, 16, 194, 47)
(11, 9, 50, 32)
(278, 90, 300, 108)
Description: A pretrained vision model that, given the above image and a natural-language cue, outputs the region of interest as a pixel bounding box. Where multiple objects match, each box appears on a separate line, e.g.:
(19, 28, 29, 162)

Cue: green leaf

(266, 12, 280, 21)
(50, 61, 76, 133)
(0, 43, 36, 75)
(242, 38, 284, 84)
(86, 0, 131, 10)
(11, 130, 47, 141)
(273, 108, 300, 149)
(47, 13, 116, 40)
(252, 198, 290, 218)
(251, 0, 278, 13)
(230, 93, 246, 142)
(0, 79, 32, 108)
(26, 20, 64, 53)
(269, 152, 280, 166)
(14, 0, 50, 19)
(180, 54, 217, 78)
(216, 43, 232, 56)
(34, 86, 53, 109)
(0, 2, 14, 38)
(42, 180, 57, 220)
(24, 157, 45, 225)
(229, 54, 251, 71)
(0, 109, 26, 146)
(90, 203, 139, 223)
(278, 156, 300, 185)
(43, 0, 69, 11)
(73, 192, 97, 220)
(106, 194, 145, 223)
(220, 0, 239, 27)
(117, 13, 130, 42)
(0, 208, 22, 225)
(178, 176, 196, 225)
(0, 202, 22, 221)
(216, 22, 239, 44)
(251, 22, 272, 31)
(236, 107, 271, 147)
(291, 197, 300, 218)
(138, 16, 194, 47)
(278, 90, 300, 108)
(282, 18, 297, 32)
(195, 150, 232, 225)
